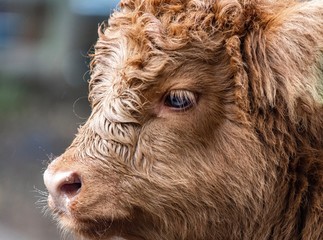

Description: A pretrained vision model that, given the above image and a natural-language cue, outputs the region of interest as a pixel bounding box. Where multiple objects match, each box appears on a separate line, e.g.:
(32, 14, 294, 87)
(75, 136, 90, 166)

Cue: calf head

(43, 0, 323, 239)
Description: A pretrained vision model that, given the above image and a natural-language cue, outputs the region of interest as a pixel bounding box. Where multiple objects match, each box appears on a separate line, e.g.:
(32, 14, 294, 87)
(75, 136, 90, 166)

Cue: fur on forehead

(88, 0, 248, 110)
(88, 0, 322, 124)
(88, 0, 250, 123)
(89, 0, 298, 91)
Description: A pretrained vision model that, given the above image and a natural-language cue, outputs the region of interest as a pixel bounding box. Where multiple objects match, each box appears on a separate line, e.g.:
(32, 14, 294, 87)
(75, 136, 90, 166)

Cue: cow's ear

(241, 1, 323, 112)
(264, 1, 323, 74)
(265, 1, 323, 103)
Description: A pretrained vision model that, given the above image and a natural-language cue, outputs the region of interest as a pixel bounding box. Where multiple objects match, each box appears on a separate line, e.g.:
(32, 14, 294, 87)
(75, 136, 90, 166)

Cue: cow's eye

(164, 90, 196, 111)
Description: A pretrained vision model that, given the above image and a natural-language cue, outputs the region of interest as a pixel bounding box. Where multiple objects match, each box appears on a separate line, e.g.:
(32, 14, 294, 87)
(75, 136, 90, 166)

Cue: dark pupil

(166, 94, 192, 109)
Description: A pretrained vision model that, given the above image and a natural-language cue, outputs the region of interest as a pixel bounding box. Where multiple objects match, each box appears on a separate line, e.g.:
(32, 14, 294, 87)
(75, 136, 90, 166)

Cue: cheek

(135, 117, 210, 174)
(138, 106, 222, 161)
(137, 119, 188, 163)
(135, 114, 263, 183)
(133, 119, 266, 210)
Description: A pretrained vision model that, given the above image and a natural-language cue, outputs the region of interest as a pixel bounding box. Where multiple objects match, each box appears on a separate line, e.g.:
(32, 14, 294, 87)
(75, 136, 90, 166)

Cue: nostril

(59, 173, 82, 198)
(44, 170, 83, 201)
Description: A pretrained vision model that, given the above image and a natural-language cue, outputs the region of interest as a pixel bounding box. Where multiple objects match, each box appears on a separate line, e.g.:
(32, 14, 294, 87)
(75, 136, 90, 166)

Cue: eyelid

(164, 89, 197, 111)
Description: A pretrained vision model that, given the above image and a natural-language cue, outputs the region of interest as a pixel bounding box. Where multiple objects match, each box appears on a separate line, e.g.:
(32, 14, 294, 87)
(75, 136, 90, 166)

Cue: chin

(53, 207, 138, 240)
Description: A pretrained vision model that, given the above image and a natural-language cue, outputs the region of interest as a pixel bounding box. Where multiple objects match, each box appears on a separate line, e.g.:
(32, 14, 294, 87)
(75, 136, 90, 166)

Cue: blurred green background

(0, 0, 119, 239)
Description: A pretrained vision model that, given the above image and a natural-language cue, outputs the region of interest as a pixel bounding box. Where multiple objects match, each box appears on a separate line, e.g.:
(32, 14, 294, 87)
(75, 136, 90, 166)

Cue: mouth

(47, 195, 76, 228)
(47, 196, 135, 239)
(47, 193, 74, 218)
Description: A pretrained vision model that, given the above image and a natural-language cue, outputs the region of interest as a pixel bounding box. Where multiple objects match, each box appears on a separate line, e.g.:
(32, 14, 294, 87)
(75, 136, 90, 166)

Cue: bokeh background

(0, 0, 119, 239)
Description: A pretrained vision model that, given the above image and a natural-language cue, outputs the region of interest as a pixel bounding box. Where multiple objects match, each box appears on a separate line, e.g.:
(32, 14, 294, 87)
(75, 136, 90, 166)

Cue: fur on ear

(264, 0, 323, 104)
(224, 0, 323, 115)
(248, 0, 323, 120)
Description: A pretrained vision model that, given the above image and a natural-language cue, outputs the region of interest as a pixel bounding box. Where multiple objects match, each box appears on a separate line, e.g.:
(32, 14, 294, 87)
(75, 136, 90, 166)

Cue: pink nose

(43, 169, 82, 211)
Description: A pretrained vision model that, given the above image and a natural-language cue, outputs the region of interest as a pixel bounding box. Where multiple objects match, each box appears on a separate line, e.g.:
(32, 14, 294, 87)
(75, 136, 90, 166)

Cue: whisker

(33, 186, 48, 196)
(33, 186, 50, 217)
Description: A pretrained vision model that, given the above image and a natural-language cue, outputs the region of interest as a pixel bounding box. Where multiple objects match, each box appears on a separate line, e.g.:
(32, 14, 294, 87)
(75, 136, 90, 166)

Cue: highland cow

(43, 0, 323, 239)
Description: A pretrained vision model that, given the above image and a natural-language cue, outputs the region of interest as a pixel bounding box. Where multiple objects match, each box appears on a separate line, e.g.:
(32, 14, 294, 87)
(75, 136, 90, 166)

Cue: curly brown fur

(44, 0, 323, 239)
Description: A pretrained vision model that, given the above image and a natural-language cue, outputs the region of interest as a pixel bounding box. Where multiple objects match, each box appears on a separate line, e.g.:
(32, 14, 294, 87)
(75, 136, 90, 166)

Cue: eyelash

(164, 90, 197, 111)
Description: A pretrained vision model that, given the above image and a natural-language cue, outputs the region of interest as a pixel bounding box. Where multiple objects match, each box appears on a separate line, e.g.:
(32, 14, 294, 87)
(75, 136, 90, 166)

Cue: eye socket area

(164, 90, 197, 111)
